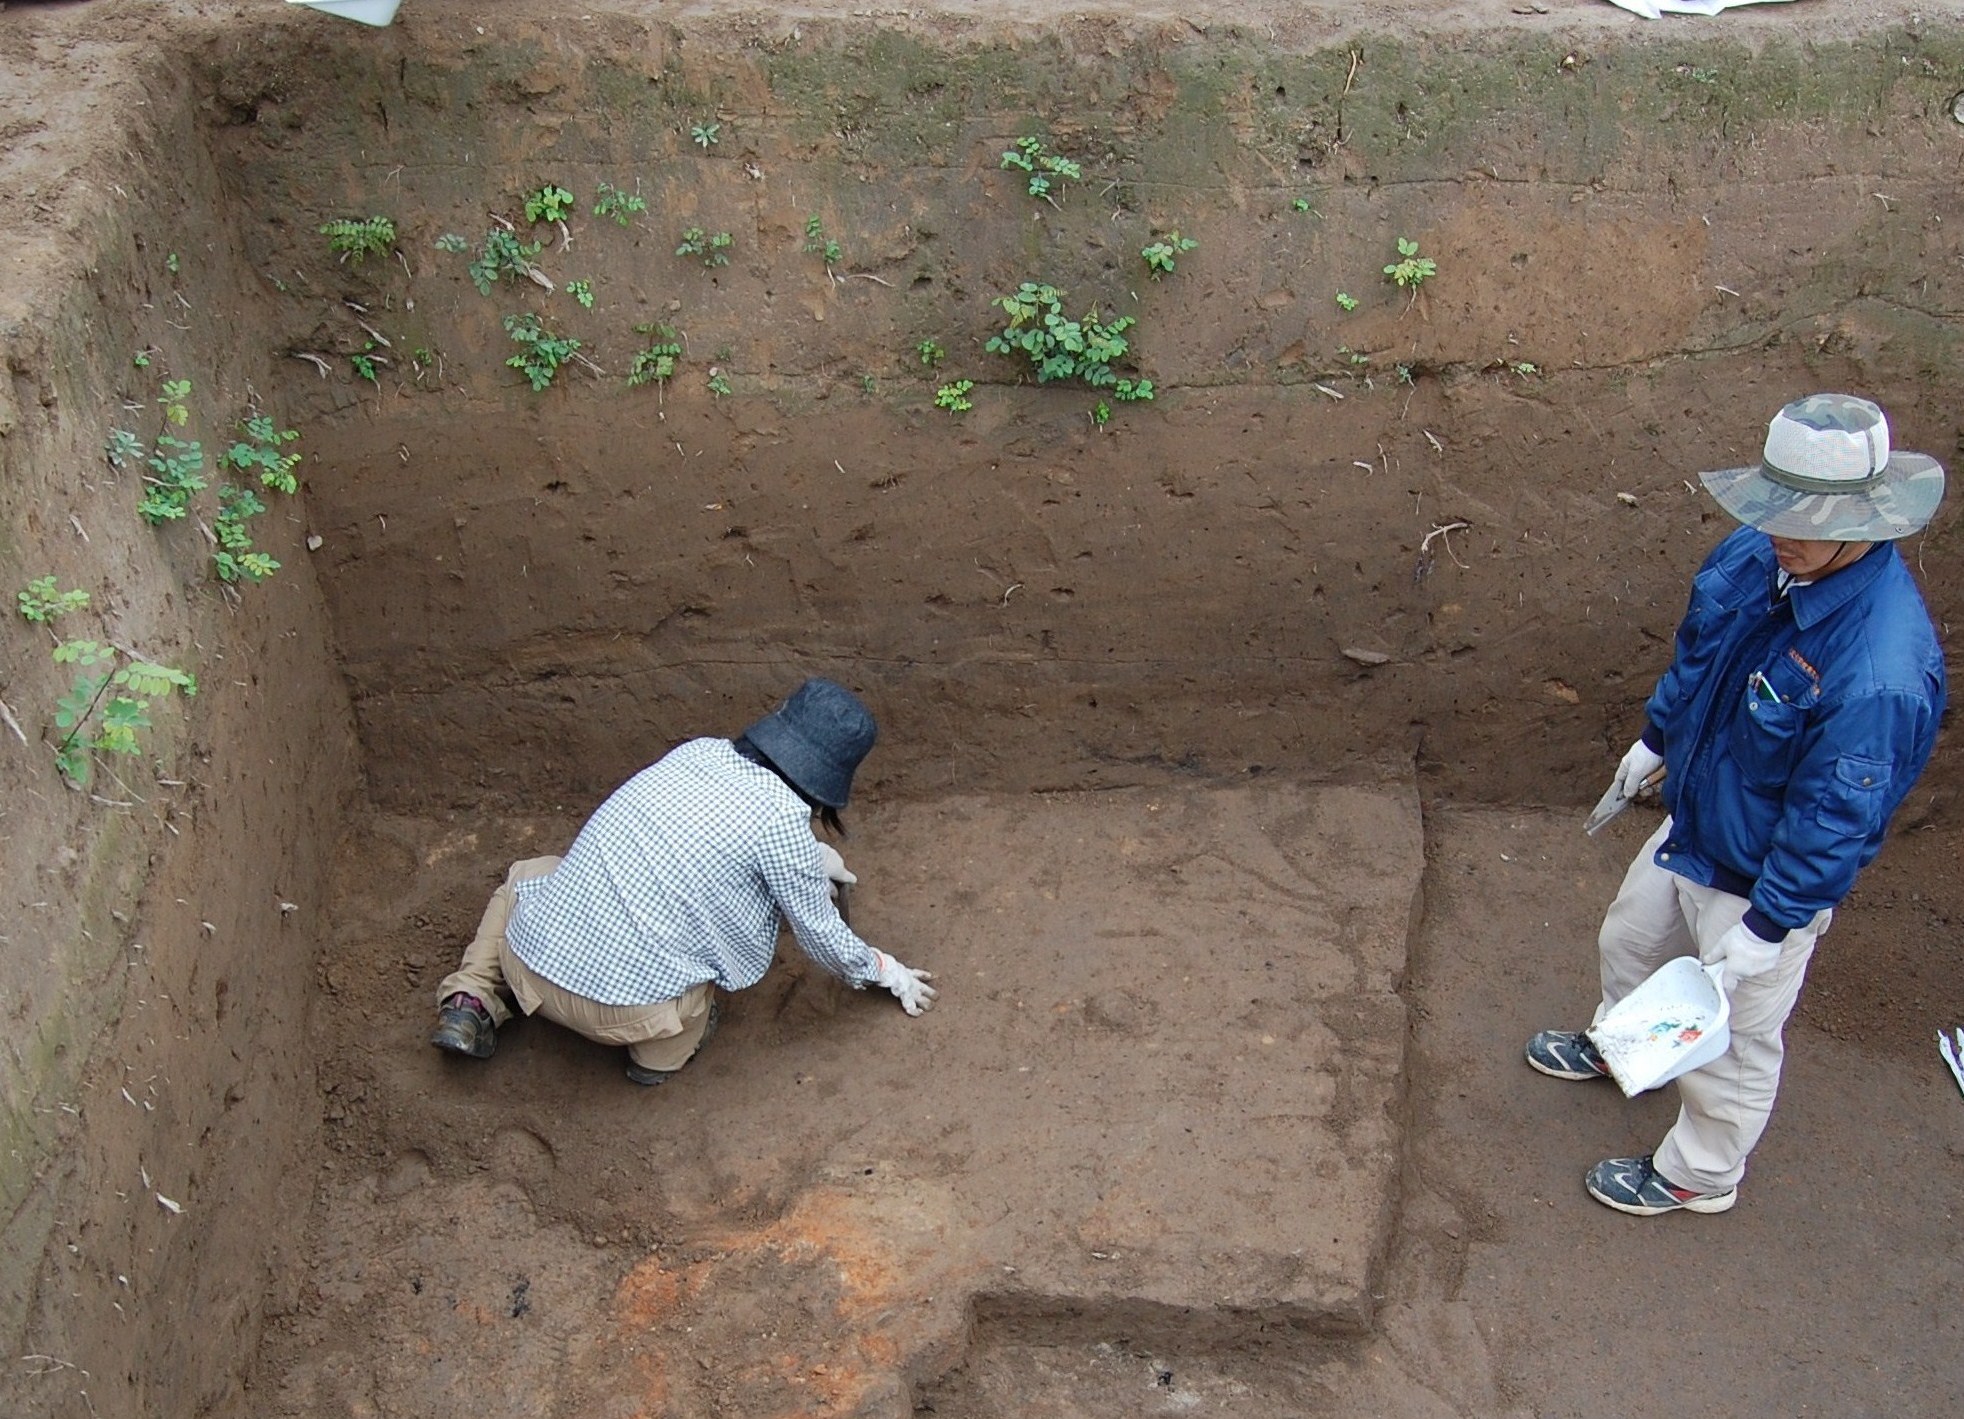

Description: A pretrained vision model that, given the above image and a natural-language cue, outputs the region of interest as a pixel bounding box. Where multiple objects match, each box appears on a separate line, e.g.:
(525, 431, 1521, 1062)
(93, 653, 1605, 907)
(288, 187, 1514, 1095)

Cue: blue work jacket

(1640, 527, 1945, 934)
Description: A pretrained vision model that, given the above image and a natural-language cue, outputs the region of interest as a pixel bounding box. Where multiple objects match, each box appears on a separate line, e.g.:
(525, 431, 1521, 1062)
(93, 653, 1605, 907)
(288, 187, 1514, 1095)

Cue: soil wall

(0, 31, 360, 1419)
(202, 8, 1964, 812)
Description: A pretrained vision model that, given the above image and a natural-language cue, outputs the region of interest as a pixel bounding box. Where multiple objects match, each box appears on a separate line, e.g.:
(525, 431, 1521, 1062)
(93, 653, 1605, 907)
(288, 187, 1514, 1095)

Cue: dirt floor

(1, 2, 1963, 1418)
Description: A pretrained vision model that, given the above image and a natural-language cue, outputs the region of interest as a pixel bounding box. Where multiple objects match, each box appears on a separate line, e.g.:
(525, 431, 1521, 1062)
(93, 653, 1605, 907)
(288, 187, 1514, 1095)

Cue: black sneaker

(1524, 1029, 1610, 1080)
(625, 999, 720, 1086)
(1586, 1154, 1737, 1216)
(430, 994, 496, 1059)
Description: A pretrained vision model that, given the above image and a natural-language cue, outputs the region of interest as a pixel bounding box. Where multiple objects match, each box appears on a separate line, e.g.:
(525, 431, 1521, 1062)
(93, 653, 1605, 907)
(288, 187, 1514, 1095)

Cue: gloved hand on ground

(871, 949, 937, 1016)
(1713, 919, 1783, 992)
(1613, 739, 1666, 801)
(817, 841, 857, 901)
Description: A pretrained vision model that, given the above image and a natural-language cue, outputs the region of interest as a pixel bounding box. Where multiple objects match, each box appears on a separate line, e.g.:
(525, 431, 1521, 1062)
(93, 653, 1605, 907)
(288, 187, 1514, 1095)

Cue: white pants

(1593, 818, 1830, 1193)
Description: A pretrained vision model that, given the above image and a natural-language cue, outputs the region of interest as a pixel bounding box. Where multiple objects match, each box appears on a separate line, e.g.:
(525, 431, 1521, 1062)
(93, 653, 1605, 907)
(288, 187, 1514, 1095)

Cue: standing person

(428, 677, 937, 1084)
(1526, 394, 1946, 1215)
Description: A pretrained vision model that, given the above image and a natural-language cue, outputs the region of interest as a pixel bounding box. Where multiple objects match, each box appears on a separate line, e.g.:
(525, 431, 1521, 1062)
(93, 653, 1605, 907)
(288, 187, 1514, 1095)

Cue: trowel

(1583, 768, 1665, 836)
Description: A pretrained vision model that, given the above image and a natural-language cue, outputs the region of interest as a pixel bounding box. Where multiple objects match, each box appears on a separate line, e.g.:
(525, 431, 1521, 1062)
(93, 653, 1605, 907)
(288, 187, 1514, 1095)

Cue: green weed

(1336, 291, 1359, 312)
(1000, 136, 1081, 202)
(468, 229, 544, 295)
(691, 121, 721, 149)
(986, 282, 1142, 394)
(319, 215, 397, 264)
(676, 228, 733, 267)
(219, 415, 302, 494)
(1090, 401, 1111, 427)
(524, 184, 575, 224)
(706, 371, 733, 398)
(1383, 237, 1437, 291)
(916, 339, 946, 369)
(132, 350, 151, 368)
(627, 324, 683, 390)
(434, 232, 470, 253)
(1140, 232, 1198, 278)
(139, 435, 206, 525)
(212, 484, 280, 584)
(105, 428, 144, 470)
(159, 379, 192, 427)
(567, 279, 595, 309)
(804, 215, 842, 266)
(17, 576, 90, 624)
(503, 313, 581, 392)
(593, 183, 647, 225)
(934, 379, 974, 413)
(47, 637, 196, 785)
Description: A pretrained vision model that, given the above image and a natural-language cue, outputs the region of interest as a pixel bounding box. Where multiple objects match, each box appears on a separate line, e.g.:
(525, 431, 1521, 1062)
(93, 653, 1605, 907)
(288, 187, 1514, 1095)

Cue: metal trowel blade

(1584, 782, 1632, 836)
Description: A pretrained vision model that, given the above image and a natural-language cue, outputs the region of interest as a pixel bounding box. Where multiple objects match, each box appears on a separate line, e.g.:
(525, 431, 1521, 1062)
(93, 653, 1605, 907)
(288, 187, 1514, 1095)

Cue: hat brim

(1699, 451, 1945, 540)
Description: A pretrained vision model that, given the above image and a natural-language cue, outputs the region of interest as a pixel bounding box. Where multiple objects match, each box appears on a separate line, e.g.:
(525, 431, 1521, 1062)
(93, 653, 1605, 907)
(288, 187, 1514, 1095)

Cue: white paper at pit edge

(1604, 0, 1799, 17)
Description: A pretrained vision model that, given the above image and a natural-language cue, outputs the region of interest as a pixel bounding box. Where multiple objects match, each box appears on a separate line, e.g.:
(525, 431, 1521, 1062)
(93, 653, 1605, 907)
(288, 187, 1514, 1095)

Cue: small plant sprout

(1000, 135, 1082, 203)
(139, 435, 206, 524)
(350, 344, 381, 385)
(468, 228, 544, 295)
(132, 350, 151, 368)
(567, 279, 595, 309)
(1113, 378, 1154, 402)
(158, 379, 192, 428)
(523, 184, 575, 225)
(434, 232, 470, 253)
(504, 313, 581, 392)
(1383, 236, 1438, 293)
(219, 415, 302, 494)
(986, 282, 1143, 395)
(1292, 198, 1314, 213)
(1090, 401, 1111, 427)
(18, 577, 90, 624)
(1336, 291, 1359, 312)
(1140, 232, 1199, 278)
(593, 183, 648, 225)
(803, 215, 842, 266)
(691, 120, 721, 149)
(861, 374, 877, 394)
(627, 324, 683, 391)
(105, 428, 144, 469)
(166, 252, 180, 275)
(935, 379, 975, 413)
(706, 370, 733, 398)
(676, 228, 733, 268)
(212, 484, 280, 584)
(319, 215, 397, 264)
(1505, 359, 1538, 377)
(48, 637, 196, 786)
(917, 339, 946, 369)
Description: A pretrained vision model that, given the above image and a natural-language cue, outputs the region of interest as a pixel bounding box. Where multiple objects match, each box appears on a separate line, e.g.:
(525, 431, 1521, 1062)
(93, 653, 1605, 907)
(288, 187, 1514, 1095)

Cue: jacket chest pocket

(1727, 660, 1818, 790)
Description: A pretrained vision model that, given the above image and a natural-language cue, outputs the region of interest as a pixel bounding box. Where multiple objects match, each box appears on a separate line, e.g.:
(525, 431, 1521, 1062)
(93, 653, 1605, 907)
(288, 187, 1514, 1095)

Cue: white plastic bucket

(286, 0, 402, 27)
(1586, 958, 1731, 1097)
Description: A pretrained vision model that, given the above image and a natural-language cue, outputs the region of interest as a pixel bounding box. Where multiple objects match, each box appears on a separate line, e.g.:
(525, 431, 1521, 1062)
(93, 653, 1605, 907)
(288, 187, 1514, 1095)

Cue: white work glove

(1712, 920, 1782, 993)
(870, 949, 937, 1016)
(816, 841, 857, 902)
(1612, 739, 1666, 801)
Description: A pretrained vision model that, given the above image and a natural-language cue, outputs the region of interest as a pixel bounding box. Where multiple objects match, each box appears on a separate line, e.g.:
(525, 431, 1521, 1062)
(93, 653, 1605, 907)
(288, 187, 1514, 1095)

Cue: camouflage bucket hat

(1699, 393, 1945, 540)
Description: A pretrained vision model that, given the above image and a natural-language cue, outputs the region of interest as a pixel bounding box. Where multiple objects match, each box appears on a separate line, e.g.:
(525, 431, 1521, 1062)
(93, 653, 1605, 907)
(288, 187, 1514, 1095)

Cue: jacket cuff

(1639, 723, 1665, 754)
(1740, 907, 1787, 942)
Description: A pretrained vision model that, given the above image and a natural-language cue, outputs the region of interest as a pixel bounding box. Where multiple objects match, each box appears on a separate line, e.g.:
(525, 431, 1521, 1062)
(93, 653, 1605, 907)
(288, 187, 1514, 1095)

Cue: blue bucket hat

(742, 678, 877, 808)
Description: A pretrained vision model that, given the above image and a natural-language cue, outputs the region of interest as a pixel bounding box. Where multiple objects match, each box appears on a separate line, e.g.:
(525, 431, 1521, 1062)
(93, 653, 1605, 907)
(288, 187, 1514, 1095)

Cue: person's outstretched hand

(871, 950, 937, 1016)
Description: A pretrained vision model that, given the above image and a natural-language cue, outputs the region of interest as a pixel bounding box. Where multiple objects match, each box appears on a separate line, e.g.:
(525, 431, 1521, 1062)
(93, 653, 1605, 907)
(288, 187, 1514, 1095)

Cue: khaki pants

(435, 856, 717, 1073)
(1593, 818, 1829, 1193)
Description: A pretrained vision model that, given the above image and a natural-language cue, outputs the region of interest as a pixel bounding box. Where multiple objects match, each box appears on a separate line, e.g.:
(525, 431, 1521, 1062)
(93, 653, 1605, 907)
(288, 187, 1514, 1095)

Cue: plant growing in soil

(986, 282, 1145, 397)
(804, 215, 842, 266)
(350, 344, 381, 384)
(691, 120, 721, 149)
(1336, 291, 1359, 311)
(139, 435, 206, 525)
(1140, 232, 1198, 277)
(17, 576, 90, 624)
(1090, 401, 1111, 426)
(627, 324, 683, 390)
(319, 215, 397, 264)
(1383, 237, 1437, 292)
(219, 415, 302, 495)
(212, 484, 280, 584)
(104, 428, 144, 469)
(523, 184, 575, 225)
(1000, 136, 1081, 202)
(706, 370, 733, 398)
(934, 379, 974, 413)
(503, 313, 581, 392)
(567, 279, 595, 309)
(48, 637, 197, 786)
(916, 339, 946, 369)
(676, 228, 733, 267)
(159, 379, 192, 427)
(434, 232, 470, 253)
(593, 183, 647, 225)
(468, 229, 544, 295)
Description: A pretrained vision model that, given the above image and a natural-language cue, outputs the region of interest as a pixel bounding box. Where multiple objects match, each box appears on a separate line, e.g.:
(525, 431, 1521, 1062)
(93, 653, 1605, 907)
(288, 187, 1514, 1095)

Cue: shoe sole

(1526, 1055, 1609, 1081)
(1586, 1181, 1737, 1216)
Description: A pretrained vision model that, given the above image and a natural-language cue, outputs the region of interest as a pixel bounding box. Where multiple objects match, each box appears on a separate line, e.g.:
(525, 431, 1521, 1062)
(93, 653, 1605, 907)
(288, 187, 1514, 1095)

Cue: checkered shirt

(504, 737, 881, 1005)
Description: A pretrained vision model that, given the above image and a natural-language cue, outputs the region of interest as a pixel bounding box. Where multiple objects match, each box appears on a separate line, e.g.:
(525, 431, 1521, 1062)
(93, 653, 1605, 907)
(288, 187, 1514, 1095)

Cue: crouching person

(428, 678, 936, 1084)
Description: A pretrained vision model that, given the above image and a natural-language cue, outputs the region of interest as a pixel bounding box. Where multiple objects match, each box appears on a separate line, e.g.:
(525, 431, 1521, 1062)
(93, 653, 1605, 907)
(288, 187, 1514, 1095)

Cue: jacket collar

(1781, 537, 1896, 630)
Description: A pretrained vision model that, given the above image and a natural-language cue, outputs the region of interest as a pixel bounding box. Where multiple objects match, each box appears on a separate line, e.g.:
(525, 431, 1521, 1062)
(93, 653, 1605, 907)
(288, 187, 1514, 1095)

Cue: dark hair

(733, 735, 846, 837)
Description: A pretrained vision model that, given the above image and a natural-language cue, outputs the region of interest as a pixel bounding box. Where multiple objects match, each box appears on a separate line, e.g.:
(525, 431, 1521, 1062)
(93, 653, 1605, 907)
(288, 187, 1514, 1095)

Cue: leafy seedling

(1000, 136, 1082, 203)
(48, 638, 196, 786)
(468, 229, 544, 295)
(676, 228, 733, 268)
(17, 577, 90, 624)
(105, 428, 144, 469)
(1336, 291, 1359, 312)
(691, 121, 721, 148)
(1384, 237, 1437, 292)
(593, 183, 647, 225)
(986, 282, 1143, 395)
(567, 279, 595, 309)
(1113, 378, 1153, 402)
(166, 252, 180, 275)
(627, 324, 683, 391)
(434, 232, 470, 253)
(803, 215, 843, 266)
(139, 435, 206, 525)
(132, 350, 151, 368)
(1140, 232, 1199, 278)
(935, 379, 974, 413)
(1505, 359, 1538, 377)
(504, 313, 581, 392)
(524, 184, 575, 225)
(1090, 401, 1111, 427)
(212, 483, 281, 584)
(917, 339, 946, 369)
(319, 215, 397, 264)
(158, 378, 192, 428)
(219, 415, 302, 494)
(706, 370, 733, 398)
(1292, 198, 1314, 213)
